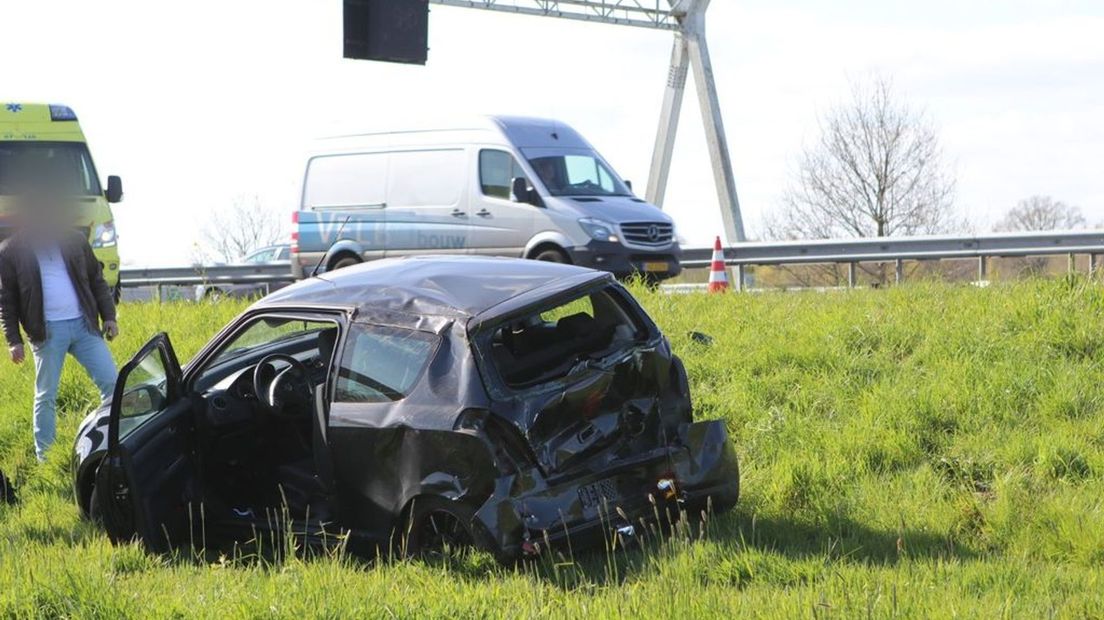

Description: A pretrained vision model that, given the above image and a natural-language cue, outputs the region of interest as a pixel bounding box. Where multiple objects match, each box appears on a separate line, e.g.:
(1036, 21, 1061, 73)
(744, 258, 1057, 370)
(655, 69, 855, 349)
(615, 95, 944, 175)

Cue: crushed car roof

(257, 256, 609, 320)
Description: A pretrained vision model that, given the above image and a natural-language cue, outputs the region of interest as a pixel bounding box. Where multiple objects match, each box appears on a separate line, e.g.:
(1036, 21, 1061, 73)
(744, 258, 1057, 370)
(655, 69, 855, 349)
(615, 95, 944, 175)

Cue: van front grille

(620, 222, 674, 247)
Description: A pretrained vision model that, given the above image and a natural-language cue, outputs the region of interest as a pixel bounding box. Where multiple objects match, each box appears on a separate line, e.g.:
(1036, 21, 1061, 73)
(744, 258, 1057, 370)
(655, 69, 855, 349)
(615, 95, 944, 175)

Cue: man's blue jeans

(29, 318, 116, 461)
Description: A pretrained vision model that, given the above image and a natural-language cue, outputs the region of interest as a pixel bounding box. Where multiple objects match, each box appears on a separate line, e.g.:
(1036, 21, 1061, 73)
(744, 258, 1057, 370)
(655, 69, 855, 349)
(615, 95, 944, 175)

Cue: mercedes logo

(647, 224, 661, 242)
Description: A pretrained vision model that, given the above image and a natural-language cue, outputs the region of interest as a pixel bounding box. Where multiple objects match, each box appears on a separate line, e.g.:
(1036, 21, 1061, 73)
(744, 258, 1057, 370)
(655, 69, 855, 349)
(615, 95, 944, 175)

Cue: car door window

(479, 149, 527, 200)
(335, 324, 437, 403)
(113, 337, 179, 442)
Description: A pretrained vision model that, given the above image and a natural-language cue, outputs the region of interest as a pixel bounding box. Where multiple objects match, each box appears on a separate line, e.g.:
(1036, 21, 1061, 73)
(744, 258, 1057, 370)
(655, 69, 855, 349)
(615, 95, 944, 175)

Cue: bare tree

(769, 76, 958, 240)
(994, 196, 1086, 232)
(764, 75, 960, 285)
(195, 195, 286, 263)
(993, 196, 1088, 278)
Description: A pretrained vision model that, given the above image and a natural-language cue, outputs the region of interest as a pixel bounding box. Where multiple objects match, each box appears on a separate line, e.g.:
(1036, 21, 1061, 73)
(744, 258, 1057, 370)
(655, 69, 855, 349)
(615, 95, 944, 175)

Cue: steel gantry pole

(429, 0, 747, 242)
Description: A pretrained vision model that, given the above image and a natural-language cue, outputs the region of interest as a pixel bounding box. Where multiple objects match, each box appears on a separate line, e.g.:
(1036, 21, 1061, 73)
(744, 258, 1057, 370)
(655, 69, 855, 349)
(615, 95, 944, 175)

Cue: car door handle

(475, 209, 492, 217)
(451, 209, 467, 218)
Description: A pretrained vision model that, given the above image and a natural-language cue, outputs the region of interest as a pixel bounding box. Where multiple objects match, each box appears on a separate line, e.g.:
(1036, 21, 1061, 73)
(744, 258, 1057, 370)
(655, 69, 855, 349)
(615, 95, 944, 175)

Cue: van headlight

(578, 218, 619, 243)
(91, 221, 117, 248)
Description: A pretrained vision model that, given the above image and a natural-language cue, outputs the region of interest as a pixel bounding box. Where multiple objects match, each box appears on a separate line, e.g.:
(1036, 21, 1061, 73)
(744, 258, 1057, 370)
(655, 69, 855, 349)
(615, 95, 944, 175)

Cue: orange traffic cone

(707, 236, 728, 293)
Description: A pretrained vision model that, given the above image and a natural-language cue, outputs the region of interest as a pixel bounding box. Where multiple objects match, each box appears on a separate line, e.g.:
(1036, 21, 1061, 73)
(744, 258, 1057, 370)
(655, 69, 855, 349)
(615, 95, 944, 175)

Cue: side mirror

(105, 176, 124, 203)
(624, 180, 633, 192)
(511, 177, 540, 207)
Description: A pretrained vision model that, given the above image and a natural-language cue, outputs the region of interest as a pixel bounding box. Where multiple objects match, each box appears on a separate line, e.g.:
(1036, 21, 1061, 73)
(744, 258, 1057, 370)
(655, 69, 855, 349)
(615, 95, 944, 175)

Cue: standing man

(0, 192, 119, 462)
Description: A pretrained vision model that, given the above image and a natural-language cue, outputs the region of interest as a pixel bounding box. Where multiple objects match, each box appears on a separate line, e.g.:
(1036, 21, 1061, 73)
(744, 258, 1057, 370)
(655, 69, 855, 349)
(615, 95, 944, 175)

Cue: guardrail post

(1090, 254, 1098, 276)
(155, 284, 163, 303)
(1068, 253, 1076, 274)
(847, 262, 857, 288)
(978, 256, 987, 282)
(734, 265, 745, 292)
(894, 259, 904, 285)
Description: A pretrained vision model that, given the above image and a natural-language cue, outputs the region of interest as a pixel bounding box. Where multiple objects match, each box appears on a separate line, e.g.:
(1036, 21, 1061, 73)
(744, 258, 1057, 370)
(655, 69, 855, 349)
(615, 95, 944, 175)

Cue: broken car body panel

(73, 256, 738, 560)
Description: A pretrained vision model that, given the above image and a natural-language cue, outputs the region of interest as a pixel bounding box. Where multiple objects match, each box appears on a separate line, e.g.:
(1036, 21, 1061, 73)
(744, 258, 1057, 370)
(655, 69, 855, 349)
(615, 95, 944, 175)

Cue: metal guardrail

(119, 264, 293, 288)
(680, 230, 1104, 289)
(120, 230, 1104, 295)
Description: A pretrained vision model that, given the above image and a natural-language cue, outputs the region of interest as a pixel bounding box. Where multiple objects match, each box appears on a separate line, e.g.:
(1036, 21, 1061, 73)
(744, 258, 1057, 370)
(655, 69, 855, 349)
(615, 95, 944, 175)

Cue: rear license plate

(643, 261, 668, 273)
(578, 478, 619, 510)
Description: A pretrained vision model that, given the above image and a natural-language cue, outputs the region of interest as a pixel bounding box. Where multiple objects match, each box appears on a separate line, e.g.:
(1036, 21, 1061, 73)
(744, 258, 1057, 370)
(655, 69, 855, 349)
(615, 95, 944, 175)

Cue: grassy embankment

(2, 278, 1103, 617)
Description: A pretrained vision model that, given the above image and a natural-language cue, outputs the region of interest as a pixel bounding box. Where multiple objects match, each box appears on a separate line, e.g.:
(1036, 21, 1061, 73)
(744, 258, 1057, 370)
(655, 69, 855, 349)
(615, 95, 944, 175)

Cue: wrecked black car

(73, 256, 739, 560)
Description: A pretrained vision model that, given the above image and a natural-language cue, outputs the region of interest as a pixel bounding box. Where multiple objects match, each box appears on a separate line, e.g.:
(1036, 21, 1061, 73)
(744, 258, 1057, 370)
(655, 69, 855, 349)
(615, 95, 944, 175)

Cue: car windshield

(191, 316, 337, 392)
(0, 141, 102, 196)
(525, 150, 630, 197)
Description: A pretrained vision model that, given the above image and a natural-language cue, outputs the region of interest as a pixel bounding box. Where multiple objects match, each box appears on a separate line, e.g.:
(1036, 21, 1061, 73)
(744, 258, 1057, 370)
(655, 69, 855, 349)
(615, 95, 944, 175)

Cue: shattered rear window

(485, 286, 645, 389)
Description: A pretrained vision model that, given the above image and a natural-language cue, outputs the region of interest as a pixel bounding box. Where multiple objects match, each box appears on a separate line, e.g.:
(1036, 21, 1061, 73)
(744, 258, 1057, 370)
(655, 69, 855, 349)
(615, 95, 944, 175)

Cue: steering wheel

(252, 354, 313, 418)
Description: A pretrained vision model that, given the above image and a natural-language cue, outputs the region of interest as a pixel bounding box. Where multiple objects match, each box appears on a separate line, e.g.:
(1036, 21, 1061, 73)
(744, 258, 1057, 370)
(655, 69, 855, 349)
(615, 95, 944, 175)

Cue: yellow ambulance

(0, 103, 123, 297)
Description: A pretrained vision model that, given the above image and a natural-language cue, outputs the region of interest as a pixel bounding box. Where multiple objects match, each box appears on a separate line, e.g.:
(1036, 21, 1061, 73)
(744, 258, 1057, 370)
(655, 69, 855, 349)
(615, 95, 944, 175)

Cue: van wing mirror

(511, 177, 539, 206)
(105, 176, 124, 203)
(624, 180, 633, 192)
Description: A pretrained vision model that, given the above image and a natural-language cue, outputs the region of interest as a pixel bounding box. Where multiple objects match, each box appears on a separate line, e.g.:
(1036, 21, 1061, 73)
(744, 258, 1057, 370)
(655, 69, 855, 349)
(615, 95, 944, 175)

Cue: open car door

(94, 333, 196, 552)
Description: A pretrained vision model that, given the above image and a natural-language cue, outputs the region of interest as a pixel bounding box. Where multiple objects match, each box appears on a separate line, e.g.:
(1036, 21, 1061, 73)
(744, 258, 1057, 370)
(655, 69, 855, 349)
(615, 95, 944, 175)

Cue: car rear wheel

(403, 496, 480, 558)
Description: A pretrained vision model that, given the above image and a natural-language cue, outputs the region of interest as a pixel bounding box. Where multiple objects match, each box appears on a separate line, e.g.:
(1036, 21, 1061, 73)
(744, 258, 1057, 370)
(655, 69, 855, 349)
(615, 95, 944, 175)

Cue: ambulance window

(0, 142, 101, 196)
(479, 150, 526, 199)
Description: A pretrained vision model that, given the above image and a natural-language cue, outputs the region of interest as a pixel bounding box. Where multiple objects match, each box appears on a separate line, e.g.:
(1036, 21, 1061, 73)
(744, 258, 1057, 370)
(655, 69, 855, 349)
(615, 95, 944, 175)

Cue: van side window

(335, 325, 437, 403)
(304, 153, 388, 209)
(480, 150, 526, 200)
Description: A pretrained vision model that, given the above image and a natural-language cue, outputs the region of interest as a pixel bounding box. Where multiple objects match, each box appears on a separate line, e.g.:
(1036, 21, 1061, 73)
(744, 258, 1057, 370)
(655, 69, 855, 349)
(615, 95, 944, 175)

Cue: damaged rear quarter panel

(472, 282, 693, 479)
(325, 317, 498, 541)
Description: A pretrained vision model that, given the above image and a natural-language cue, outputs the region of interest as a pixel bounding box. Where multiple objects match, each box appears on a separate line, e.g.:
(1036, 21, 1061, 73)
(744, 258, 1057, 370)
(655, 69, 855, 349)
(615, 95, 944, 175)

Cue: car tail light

(656, 476, 678, 501)
(290, 212, 299, 254)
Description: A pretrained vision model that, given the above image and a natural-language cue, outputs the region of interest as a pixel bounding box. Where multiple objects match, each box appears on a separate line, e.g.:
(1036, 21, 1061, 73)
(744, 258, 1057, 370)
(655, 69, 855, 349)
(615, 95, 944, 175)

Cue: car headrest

(557, 312, 597, 338)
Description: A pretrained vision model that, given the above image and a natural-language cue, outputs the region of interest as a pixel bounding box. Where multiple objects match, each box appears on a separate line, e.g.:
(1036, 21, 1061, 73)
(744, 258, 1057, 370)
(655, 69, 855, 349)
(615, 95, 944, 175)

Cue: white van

(291, 116, 681, 280)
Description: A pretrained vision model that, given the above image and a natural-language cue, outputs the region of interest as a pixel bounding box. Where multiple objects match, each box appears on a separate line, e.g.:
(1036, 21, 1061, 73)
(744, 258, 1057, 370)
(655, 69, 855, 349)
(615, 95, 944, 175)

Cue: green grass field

(2, 278, 1104, 618)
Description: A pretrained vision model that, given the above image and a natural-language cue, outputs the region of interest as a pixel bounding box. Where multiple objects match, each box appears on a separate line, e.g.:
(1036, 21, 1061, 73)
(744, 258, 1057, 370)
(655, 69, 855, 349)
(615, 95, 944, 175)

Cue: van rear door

(382, 149, 470, 257)
(300, 153, 389, 265)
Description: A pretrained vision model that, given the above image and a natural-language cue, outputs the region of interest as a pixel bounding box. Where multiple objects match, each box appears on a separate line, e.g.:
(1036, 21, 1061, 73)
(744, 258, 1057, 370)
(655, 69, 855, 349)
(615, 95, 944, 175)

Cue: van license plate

(578, 478, 619, 510)
(643, 261, 668, 273)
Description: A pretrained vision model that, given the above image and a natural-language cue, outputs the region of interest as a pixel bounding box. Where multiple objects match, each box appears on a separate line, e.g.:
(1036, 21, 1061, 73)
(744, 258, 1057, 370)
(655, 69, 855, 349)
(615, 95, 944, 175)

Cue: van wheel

(532, 247, 569, 264)
(329, 254, 361, 272)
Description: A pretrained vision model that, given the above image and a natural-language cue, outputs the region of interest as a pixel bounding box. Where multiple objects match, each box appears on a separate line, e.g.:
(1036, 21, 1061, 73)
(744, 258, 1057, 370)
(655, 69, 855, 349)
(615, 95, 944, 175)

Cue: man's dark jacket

(0, 231, 116, 347)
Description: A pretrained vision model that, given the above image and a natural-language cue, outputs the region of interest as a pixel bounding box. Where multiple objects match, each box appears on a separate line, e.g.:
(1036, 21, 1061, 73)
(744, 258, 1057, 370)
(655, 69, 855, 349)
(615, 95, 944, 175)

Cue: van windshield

(525, 150, 631, 198)
(0, 142, 102, 197)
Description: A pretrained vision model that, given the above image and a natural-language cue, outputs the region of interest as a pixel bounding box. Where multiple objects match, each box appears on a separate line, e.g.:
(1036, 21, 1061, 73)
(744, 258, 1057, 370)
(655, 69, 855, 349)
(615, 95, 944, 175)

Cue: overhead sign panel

(343, 0, 429, 65)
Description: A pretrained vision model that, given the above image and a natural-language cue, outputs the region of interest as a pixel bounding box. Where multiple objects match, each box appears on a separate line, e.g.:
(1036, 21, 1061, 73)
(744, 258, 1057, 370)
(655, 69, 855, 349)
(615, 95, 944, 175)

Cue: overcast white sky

(3, 0, 1102, 264)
